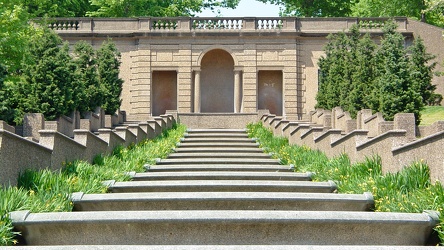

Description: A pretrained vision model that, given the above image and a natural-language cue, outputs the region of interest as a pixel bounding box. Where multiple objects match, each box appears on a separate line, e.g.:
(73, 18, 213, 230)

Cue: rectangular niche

(152, 71, 177, 116)
(258, 70, 283, 116)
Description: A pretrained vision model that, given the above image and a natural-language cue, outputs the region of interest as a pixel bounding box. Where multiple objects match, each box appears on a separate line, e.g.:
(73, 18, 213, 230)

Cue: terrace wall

(0, 109, 175, 186)
(265, 108, 444, 183)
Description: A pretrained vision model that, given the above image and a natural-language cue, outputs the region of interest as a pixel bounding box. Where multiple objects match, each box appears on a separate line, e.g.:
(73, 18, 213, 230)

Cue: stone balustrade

(43, 17, 408, 34)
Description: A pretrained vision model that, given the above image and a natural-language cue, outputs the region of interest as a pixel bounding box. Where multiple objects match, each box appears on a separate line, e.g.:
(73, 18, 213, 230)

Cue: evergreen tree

(96, 39, 123, 115)
(408, 36, 440, 105)
(349, 32, 377, 117)
(317, 20, 437, 124)
(317, 32, 350, 110)
(0, 64, 14, 123)
(20, 29, 79, 121)
(73, 41, 104, 113)
(376, 21, 424, 124)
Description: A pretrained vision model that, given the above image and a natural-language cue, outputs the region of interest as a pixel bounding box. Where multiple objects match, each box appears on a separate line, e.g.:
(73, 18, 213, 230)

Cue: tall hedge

(0, 28, 124, 125)
(316, 20, 439, 125)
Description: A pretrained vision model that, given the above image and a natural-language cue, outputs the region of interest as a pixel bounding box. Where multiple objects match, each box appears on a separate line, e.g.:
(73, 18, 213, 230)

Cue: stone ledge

(1, 245, 440, 249)
(71, 191, 373, 211)
(107, 179, 337, 193)
(131, 171, 312, 181)
(10, 210, 438, 245)
(144, 164, 294, 172)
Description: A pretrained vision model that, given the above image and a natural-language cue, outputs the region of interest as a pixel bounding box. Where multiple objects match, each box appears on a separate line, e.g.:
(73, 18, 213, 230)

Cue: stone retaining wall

(0, 109, 175, 186)
(263, 107, 444, 183)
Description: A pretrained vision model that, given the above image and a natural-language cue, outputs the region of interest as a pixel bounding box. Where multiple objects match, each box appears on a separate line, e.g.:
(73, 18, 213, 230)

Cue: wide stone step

(187, 129, 247, 134)
(11, 210, 439, 245)
(71, 192, 374, 211)
(176, 142, 260, 148)
(7, 246, 440, 249)
(156, 158, 281, 165)
(167, 152, 272, 159)
(184, 133, 249, 138)
(145, 164, 294, 172)
(173, 147, 264, 153)
(130, 171, 312, 181)
(106, 180, 337, 193)
(180, 137, 256, 143)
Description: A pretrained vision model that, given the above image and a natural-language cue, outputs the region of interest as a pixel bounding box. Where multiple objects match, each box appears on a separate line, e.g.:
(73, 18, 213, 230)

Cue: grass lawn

(420, 106, 444, 126)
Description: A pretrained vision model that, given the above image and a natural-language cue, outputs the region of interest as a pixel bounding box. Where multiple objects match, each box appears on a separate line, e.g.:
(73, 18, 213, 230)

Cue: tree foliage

(21, 0, 93, 17)
(96, 40, 124, 115)
(259, 0, 444, 27)
(73, 41, 103, 113)
(257, 0, 352, 17)
(316, 21, 439, 125)
(0, 4, 34, 74)
(19, 29, 79, 121)
(82, 0, 240, 17)
(0, 26, 124, 124)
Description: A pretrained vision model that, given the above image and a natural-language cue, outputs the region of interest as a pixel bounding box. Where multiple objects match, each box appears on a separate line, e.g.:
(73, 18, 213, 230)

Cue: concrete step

(71, 192, 374, 211)
(187, 129, 247, 133)
(173, 147, 264, 153)
(167, 152, 272, 159)
(180, 137, 256, 143)
(11, 210, 439, 245)
(145, 164, 295, 172)
(5, 246, 440, 249)
(184, 133, 249, 138)
(155, 158, 281, 165)
(106, 180, 338, 193)
(130, 171, 312, 181)
(176, 142, 260, 148)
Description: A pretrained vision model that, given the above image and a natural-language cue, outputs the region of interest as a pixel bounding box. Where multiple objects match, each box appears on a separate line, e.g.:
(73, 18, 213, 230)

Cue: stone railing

(43, 17, 409, 34)
(0, 110, 176, 186)
(262, 107, 444, 183)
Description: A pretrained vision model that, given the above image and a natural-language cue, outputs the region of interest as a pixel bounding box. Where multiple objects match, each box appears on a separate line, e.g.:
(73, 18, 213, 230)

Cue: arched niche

(200, 49, 235, 113)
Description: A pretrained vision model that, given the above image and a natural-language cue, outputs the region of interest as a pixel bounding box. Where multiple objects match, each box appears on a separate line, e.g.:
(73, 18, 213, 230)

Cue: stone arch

(199, 49, 235, 113)
(197, 46, 239, 67)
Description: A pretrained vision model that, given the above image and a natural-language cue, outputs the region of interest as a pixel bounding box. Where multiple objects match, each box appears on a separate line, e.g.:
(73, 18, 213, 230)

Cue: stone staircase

(10, 129, 440, 248)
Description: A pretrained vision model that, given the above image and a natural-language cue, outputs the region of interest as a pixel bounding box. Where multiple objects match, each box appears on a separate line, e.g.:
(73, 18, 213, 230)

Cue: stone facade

(52, 17, 443, 122)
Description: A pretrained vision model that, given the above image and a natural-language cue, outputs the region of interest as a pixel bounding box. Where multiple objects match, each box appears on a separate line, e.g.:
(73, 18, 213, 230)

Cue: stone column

(234, 70, 241, 113)
(194, 70, 201, 113)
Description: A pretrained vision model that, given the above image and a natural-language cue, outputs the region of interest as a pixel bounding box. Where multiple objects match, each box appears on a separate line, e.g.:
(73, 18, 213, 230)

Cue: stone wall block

(23, 113, 45, 141)
(394, 113, 416, 141)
